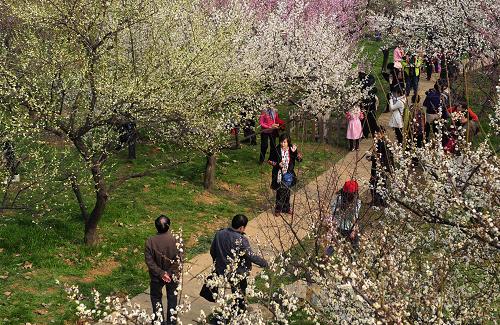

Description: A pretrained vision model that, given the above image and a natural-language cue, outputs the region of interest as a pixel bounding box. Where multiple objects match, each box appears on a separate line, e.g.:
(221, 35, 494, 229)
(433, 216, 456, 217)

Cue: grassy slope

(0, 134, 343, 324)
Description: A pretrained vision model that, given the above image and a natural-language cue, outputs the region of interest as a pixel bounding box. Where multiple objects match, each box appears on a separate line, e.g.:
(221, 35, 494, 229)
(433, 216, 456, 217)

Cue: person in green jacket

(401, 53, 423, 97)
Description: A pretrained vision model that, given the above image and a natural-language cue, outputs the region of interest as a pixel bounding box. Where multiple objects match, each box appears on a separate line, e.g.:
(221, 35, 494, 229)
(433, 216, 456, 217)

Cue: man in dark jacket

(359, 71, 379, 138)
(145, 215, 182, 325)
(210, 214, 268, 312)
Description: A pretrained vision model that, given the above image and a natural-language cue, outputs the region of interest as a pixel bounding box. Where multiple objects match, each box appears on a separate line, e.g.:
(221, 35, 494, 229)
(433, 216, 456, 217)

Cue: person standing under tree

(259, 105, 284, 164)
(393, 44, 405, 80)
(346, 106, 364, 151)
(359, 69, 379, 138)
(2, 140, 20, 185)
(268, 133, 302, 215)
(145, 215, 182, 325)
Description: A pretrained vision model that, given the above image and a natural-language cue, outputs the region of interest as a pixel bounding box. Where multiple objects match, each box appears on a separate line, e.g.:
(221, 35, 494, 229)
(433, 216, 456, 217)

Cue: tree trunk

(70, 175, 89, 221)
(232, 128, 240, 149)
(203, 153, 216, 190)
(128, 132, 136, 160)
(84, 163, 109, 245)
(381, 48, 390, 73)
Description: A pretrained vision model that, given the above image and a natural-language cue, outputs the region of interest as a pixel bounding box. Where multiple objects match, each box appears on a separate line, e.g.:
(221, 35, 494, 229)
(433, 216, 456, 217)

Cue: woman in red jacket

(259, 106, 285, 164)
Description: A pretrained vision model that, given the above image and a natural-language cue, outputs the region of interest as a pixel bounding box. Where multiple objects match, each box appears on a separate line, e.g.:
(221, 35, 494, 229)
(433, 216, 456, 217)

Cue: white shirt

(388, 96, 405, 128)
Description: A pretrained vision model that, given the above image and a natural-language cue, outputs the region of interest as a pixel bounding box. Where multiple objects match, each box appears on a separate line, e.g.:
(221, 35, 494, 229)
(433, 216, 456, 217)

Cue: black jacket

(268, 146, 302, 190)
(210, 228, 268, 275)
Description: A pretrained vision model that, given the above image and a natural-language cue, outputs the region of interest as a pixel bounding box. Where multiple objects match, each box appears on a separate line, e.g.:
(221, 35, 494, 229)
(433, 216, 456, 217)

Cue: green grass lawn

(360, 39, 393, 114)
(0, 137, 345, 324)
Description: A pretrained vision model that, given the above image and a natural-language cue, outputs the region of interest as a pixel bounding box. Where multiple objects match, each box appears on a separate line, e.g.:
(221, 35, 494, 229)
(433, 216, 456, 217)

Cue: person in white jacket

(388, 88, 406, 144)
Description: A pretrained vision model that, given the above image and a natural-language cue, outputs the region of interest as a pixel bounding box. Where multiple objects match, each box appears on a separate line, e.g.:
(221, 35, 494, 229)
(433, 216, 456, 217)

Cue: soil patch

(81, 259, 120, 283)
(194, 191, 220, 205)
(218, 181, 242, 194)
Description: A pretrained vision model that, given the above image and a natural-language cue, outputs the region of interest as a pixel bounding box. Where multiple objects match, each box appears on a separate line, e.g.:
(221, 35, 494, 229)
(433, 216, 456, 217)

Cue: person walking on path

(367, 127, 392, 207)
(359, 70, 379, 138)
(423, 83, 445, 141)
(259, 105, 285, 164)
(346, 106, 364, 151)
(401, 53, 423, 97)
(408, 94, 424, 149)
(210, 214, 268, 314)
(268, 133, 303, 215)
(145, 215, 183, 325)
(388, 88, 406, 144)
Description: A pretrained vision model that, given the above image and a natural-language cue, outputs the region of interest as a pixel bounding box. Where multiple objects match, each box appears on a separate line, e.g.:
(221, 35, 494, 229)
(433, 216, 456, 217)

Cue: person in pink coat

(346, 107, 364, 151)
(393, 44, 405, 79)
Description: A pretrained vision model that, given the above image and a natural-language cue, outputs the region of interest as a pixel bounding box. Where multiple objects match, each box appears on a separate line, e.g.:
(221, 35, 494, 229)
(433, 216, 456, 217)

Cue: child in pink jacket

(346, 107, 364, 151)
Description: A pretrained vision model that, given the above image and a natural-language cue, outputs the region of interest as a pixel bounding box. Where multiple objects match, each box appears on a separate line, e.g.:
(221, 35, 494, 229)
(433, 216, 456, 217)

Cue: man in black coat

(359, 71, 379, 138)
(210, 214, 268, 313)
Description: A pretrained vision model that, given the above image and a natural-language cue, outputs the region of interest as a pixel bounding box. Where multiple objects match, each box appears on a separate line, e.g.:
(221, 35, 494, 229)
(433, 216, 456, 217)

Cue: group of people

(145, 186, 364, 324)
(145, 214, 268, 324)
(392, 44, 478, 147)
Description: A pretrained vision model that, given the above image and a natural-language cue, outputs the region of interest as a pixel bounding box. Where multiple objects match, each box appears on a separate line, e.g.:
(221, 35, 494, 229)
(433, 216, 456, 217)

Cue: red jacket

(259, 110, 285, 133)
(447, 106, 479, 122)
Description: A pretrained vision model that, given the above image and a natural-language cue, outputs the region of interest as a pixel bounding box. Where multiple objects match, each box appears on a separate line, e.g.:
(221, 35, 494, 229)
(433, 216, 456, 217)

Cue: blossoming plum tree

(0, 0, 174, 244)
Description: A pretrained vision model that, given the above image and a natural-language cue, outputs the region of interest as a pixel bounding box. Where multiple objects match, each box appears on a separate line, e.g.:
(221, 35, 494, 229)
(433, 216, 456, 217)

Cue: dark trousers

(150, 279, 178, 325)
(275, 185, 291, 213)
(243, 128, 256, 145)
(405, 75, 419, 96)
(362, 111, 379, 138)
(260, 132, 277, 163)
(340, 228, 360, 250)
(415, 133, 423, 148)
(230, 277, 248, 313)
(349, 139, 360, 150)
(426, 65, 432, 80)
(394, 128, 403, 144)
